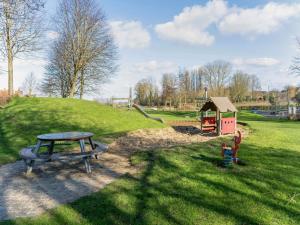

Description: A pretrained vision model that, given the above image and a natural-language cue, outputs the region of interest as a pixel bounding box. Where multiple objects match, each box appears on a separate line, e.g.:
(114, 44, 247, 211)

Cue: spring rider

(221, 131, 242, 167)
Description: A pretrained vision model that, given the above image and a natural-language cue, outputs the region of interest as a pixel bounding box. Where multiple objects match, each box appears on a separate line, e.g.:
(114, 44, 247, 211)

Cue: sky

(1, 0, 300, 99)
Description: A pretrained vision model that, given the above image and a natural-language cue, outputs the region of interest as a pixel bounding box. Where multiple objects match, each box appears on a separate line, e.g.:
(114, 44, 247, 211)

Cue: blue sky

(1, 0, 300, 98)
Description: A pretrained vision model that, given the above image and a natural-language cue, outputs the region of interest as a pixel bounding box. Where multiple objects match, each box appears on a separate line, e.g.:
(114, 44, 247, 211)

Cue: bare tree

(229, 71, 250, 102)
(203, 60, 232, 96)
(249, 74, 261, 100)
(41, 38, 70, 97)
(190, 67, 205, 93)
(0, 0, 45, 96)
(178, 70, 192, 104)
(161, 73, 177, 106)
(134, 78, 159, 106)
(22, 72, 37, 96)
(296, 92, 300, 103)
(43, 0, 117, 98)
(291, 38, 300, 76)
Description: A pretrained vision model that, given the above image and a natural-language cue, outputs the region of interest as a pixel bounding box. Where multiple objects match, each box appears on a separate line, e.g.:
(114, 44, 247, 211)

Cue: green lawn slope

(1, 109, 300, 225)
(0, 97, 164, 164)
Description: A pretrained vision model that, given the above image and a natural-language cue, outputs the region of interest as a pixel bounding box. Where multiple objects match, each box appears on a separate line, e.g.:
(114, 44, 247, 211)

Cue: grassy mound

(0, 97, 164, 164)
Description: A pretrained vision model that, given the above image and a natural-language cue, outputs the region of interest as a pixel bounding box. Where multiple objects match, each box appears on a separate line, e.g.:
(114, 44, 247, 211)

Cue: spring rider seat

(221, 131, 242, 167)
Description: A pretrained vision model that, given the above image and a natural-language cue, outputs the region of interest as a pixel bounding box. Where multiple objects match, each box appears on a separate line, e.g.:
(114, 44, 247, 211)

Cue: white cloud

(133, 60, 176, 74)
(155, 1, 300, 45)
(110, 20, 151, 49)
(155, 0, 227, 46)
(219, 2, 300, 37)
(232, 57, 280, 67)
(46, 31, 59, 40)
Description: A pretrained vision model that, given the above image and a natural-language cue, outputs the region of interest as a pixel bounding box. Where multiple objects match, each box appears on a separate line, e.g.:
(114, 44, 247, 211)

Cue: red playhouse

(199, 97, 238, 136)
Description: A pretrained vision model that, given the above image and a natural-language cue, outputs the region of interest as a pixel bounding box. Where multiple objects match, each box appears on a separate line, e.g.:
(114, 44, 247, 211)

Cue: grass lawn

(1, 104, 300, 224)
(146, 110, 234, 122)
(146, 110, 198, 122)
(0, 97, 164, 164)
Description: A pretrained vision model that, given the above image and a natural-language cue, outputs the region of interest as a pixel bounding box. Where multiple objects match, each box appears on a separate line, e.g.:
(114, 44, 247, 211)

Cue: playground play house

(200, 97, 238, 136)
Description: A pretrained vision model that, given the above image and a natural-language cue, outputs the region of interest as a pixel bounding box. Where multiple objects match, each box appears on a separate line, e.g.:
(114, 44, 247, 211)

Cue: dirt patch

(109, 126, 247, 156)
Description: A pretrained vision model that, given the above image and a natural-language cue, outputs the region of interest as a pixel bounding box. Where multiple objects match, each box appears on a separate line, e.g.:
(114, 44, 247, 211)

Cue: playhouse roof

(200, 97, 238, 112)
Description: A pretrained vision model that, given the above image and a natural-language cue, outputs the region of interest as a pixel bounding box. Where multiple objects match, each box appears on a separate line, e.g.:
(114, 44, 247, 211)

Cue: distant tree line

(135, 60, 262, 106)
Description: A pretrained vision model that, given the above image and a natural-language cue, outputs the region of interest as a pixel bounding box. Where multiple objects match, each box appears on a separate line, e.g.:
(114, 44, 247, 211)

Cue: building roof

(200, 97, 238, 112)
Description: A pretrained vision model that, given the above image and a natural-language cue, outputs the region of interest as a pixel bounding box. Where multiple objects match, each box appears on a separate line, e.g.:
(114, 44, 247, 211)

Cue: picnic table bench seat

(20, 147, 38, 160)
(92, 141, 108, 159)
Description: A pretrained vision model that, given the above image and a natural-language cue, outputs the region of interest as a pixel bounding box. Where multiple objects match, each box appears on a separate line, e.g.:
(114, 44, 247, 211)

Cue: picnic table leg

(24, 159, 34, 174)
(47, 141, 55, 161)
(33, 140, 42, 154)
(79, 139, 91, 173)
(24, 140, 43, 174)
(88, 137, 95, 149)
(88, 137, 98, 159)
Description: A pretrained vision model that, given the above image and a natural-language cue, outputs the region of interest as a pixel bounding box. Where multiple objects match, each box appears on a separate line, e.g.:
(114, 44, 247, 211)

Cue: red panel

(221, 117, 236, 134)
(202, 116, 216, 125)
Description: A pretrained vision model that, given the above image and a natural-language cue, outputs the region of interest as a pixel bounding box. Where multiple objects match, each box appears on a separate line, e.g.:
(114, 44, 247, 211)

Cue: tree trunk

(69, 71, 78, 98)
(79, 71, 84, 99)
(7, 51, 13, 96)
(5, 3, 13, 96)
(69, 84, 75, 98)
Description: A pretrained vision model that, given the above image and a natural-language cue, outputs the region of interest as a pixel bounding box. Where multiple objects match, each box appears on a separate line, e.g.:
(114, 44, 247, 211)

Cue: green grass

(146, 110, 235, 122)
(0, 97, 164, 164)
(1, 105, 300, 225)
(145, 110, 198, 121)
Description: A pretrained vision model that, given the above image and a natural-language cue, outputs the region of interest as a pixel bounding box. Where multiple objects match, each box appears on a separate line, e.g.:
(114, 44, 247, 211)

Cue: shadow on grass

(80, 140, 300, 224)
(2, 136, 299, 225)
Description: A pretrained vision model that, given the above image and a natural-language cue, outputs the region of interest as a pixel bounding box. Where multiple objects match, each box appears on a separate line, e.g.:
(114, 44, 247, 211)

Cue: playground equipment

(221, 131, 242, 167)
(111, 88, 133, 108)
(132, 104, 164, 123)
(199, 97, 238, 136)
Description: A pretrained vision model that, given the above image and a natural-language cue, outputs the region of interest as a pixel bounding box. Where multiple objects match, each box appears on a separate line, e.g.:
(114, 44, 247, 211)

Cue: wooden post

(216, 109, 220, 135)
(234, 112, 237, 134)
(204, 87, 208, 117)
(129, 87, 132, 108)
(219, 112, 222, 136)
(200, 111, 203, 132)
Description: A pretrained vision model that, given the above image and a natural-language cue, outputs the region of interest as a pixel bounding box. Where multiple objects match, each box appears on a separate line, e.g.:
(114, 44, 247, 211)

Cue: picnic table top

(37, 132, 94, 141)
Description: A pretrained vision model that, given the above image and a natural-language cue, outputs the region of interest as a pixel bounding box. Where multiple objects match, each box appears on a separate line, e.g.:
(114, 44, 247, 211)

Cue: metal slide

(132, 104, 164, 123)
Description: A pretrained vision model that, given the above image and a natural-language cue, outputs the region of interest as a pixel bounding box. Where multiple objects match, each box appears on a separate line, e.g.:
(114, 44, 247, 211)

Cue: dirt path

(0, 127, 244, 221)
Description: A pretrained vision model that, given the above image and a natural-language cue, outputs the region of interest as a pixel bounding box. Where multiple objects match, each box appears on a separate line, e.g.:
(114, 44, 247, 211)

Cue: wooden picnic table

(20, 132, 108, 174)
